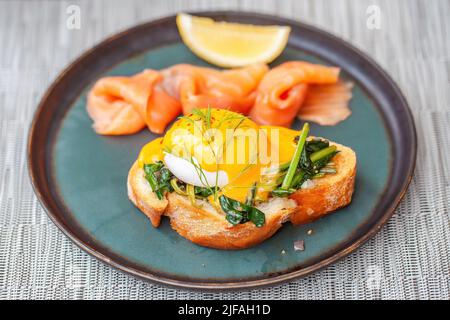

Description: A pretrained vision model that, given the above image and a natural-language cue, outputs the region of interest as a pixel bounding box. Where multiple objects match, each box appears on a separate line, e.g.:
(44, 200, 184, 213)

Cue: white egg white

(163, 152, 229, 188)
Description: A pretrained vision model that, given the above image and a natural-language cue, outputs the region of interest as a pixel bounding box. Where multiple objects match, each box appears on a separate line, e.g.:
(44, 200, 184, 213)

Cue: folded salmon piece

(87, 70, 155, 135)
(87, 64, 268, 135)
(87, 69, 182, 135)
(297, 81, 353, 126)
(249, 61, 340, 127)
(161, 63, 269, 115)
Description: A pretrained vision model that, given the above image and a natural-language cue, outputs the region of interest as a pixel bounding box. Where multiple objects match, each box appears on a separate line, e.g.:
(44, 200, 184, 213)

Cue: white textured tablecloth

(1, 0, 449, 300)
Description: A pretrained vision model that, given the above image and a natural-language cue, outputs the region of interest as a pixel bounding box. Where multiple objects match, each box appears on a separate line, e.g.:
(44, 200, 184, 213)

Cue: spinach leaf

(219, 195, 244, 225)
(145, 161, 164, 172)
(306, 139, 329, 153)
(219, 195, 265, 227)
(160, 167, 171, 182)
(299, 147, 314, 176)
(247, 206, 265, 228)
(143, 164, 164, 200)
(143, 161, 174, 200)
(194, 186, 217, 198)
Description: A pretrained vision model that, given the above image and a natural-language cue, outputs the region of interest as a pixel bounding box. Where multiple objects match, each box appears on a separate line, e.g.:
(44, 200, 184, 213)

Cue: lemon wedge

(176, 13, 290, 68)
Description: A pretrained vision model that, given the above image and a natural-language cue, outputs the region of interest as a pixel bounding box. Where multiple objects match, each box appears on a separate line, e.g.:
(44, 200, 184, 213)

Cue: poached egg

(137, 108, 299, 202)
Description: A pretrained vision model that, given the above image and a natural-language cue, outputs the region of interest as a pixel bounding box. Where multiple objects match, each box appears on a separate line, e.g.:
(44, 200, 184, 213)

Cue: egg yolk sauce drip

(137, 108, 338, 227)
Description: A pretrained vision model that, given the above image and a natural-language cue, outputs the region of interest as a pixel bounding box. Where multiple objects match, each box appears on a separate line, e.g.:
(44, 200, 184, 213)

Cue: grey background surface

(0, 0, 449, 299)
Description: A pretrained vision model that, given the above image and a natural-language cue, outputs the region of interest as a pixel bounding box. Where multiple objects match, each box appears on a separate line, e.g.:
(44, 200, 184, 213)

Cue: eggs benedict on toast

(127, 108, 356, 249)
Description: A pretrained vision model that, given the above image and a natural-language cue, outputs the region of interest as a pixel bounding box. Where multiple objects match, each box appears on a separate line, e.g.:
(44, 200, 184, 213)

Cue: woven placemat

(0, 0, 449, 299)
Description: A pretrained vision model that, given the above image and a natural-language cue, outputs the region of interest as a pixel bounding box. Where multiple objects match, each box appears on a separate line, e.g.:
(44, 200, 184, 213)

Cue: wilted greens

(219, 195, 265, 227)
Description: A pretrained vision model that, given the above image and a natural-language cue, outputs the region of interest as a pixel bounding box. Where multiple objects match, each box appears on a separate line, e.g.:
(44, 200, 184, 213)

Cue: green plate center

(53, 43, 390, 281)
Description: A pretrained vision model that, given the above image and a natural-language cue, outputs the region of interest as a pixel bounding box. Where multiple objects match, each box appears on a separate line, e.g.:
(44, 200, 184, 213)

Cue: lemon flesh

(176, 13, 290, 68)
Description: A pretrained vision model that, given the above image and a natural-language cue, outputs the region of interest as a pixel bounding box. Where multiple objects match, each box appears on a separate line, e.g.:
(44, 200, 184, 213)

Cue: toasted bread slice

(289, 140, 356, 224)
(127, 139, 356, 249)
(128, 161, 296, 249)
(166, 193, 297, 249)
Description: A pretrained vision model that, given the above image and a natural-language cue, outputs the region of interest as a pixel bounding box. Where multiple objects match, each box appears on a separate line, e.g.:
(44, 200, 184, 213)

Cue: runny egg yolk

(137, 137, 164, 167)
(137, 109, 300, 203)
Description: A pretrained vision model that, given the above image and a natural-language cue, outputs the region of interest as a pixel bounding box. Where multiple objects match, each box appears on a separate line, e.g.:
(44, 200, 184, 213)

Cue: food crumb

(201, 263, 206, 267)
(307, 229, 313, 235)
(281, 250, 286, 255)
(294, 240, 305, 251)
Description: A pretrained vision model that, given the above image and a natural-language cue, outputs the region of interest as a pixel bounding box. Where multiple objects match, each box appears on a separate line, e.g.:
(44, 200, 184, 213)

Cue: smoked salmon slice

(86, 61, 351, 136)
(249, 61, 340, 127)
(297, 81, 353, 126)
(87, 70, 182, 135)
(161, 63, 269, 115)
(87, 64, 267, 135)
(146, 82, 182, 134)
